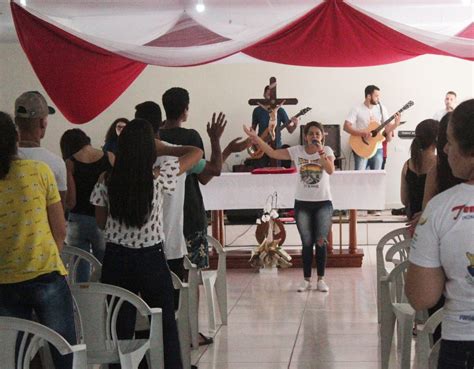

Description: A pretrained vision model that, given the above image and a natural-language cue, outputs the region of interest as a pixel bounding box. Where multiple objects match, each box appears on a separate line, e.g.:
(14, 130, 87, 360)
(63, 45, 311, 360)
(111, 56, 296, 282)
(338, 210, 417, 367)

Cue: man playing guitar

(343, 84, 401, 171)
(252, 85, 299, 167)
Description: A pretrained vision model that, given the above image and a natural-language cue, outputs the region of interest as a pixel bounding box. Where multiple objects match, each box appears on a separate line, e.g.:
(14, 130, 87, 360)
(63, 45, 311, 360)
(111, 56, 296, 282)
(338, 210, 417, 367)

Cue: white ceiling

(0, 0, 472, 43)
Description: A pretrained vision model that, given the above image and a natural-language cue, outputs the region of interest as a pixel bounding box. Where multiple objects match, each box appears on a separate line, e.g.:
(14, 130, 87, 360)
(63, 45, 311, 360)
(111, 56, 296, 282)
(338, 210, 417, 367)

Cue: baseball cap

(15, 91, 55, 119)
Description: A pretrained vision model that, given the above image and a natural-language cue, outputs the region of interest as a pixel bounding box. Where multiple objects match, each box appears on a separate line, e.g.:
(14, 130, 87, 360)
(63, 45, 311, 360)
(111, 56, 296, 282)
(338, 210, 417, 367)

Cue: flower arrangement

(249, 193, 292, 269)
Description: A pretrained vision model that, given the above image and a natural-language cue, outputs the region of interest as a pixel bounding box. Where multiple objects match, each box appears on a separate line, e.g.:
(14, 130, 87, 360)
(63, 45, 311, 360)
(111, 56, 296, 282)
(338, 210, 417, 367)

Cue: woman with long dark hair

(103, 117, 129, 154)
(244, 121, 335, 292)
(400, 119, 438, 220)
(0, 112, 76, 369)
(407, 99, 474, 369)
(60, 129, 114, 282)
(422, 112, 464, 208)
(91, 118, 202, 369)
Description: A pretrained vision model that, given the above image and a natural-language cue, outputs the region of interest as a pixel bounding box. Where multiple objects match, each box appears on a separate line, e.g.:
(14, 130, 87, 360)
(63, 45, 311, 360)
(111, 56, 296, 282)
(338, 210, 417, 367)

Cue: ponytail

(410, 137, 423, 173)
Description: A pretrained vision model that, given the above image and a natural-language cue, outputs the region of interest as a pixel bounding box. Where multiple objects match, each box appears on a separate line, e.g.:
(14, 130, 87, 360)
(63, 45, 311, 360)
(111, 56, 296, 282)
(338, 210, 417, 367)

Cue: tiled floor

(192, 245, 413, 369)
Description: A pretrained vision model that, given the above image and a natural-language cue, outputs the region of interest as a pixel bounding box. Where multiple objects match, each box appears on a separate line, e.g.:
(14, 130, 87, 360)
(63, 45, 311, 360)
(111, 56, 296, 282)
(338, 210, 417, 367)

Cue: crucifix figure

(248, 77, 300, 166)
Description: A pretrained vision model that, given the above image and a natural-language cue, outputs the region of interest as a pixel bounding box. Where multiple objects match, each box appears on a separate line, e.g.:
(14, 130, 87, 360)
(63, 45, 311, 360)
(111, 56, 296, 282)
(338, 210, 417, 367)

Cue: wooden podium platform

(208, 209, 364, 269)
(201, 171, 385, 268)
(209, 247, 364, 269)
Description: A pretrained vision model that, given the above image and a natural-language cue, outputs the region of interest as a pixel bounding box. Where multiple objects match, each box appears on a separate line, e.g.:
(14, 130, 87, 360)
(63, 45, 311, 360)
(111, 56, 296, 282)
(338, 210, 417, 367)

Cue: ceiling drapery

(10, 0, 474, 123)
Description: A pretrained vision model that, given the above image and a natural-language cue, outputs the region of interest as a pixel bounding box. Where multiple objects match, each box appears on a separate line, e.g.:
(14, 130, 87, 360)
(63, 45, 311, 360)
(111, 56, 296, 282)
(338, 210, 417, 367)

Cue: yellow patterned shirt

(0, 160, 67, 283)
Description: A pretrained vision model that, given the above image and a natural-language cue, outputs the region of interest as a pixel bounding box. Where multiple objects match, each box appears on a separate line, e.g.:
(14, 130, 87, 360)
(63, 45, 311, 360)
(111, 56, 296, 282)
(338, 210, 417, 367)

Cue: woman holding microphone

(244, 121, 335, 292)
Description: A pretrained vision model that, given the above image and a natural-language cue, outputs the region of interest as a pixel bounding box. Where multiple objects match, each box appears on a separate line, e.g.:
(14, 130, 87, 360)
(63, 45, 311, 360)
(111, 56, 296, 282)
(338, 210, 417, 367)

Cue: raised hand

(207, 112, 227, 141)
(243, 125, 259, 144)
(225, 137, 251, 154)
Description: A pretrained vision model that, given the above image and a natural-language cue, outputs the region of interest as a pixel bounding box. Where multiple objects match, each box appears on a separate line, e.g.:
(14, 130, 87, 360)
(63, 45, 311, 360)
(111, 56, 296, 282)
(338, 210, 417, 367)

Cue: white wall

(1, 43, 473, 207)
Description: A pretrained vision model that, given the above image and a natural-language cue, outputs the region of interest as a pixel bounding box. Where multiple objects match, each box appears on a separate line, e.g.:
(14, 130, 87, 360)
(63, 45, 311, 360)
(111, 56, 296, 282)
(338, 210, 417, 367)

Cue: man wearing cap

(15, 91, 67, 206)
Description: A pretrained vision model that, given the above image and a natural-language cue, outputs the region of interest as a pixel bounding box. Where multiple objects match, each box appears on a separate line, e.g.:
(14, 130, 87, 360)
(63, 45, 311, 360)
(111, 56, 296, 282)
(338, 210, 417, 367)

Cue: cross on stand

(248, 77, 298, 145)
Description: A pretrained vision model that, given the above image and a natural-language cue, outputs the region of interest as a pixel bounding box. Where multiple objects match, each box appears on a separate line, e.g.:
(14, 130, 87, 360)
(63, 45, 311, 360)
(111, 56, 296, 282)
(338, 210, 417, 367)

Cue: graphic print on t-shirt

(298, 158, 323, 187)
(466, 252, 474, 285)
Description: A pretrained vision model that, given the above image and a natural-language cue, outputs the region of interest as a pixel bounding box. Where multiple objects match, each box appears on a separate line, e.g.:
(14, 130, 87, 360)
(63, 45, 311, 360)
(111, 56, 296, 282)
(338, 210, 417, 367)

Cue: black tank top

(70, 154, 112, 216)
(405, 161, 427, 219)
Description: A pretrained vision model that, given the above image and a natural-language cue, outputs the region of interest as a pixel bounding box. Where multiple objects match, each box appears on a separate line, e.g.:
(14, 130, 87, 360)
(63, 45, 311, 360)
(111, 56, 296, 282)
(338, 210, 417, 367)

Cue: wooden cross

(248, 77, 298, 140)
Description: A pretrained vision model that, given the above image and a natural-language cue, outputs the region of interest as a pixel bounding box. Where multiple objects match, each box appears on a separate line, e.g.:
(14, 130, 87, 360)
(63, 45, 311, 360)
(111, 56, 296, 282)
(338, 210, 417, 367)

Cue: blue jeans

(438, 340, 474, 369)
(353, 148, 383, 170)
(67, 212, 105, 282)
(0, 272, 77, 369)
(294, 200, 333, 278)
(101, 242, 183, 369)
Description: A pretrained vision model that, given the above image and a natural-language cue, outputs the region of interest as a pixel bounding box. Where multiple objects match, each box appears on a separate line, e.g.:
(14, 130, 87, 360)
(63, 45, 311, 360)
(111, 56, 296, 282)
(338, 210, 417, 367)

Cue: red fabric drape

(457, 23, 474, 39)
(10, 0, 471, 123)
(244, 0, 450, 66)
(11, 2, 146, 124)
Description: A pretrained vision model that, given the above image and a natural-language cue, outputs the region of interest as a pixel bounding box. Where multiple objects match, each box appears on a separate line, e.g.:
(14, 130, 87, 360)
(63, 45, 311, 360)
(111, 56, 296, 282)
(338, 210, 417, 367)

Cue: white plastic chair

(376, 228, 411, 323)
(135, 272, 191, 368)
(380, 259, 416, 369)
(0, 316, 87, 369)
(417, 308, 443, 369)
(61, 245, 102, 283)
(186, 235, 228, 345)
(171, 272, 191, 369)
(71, 282, 164, 369)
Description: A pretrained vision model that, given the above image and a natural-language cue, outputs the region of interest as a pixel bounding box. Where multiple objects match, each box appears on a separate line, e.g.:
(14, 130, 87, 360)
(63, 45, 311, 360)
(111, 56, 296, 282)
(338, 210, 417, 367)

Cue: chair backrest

(417, 308, 444, 369)
(376, 227, 411, 277)
(70, 283, 162, 357)
(0, 317, 87, 369)
(61, 246, 102, 283)
(206, 235, 226, 274)
(170, 272, 189, 315)
(385, 238, 411, 266)
(384, 260, 410, 304)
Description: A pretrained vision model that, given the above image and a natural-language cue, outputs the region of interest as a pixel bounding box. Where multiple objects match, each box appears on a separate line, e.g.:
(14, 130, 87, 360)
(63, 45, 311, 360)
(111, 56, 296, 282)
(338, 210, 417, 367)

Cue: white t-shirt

(18, 147, 67, 191)
(287, 145, 334, 202)
(90, 158, 179, 249)
(433, 108, 449, 121)
(345, 103, 389, 149)
(409, 183, 474, 341)
(155, 155, 187, 260)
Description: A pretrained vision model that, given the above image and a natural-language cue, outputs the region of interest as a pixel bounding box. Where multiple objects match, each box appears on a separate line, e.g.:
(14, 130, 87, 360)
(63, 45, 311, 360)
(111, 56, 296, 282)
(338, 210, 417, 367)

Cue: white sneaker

(316, 279, 329, 292)
(297, 280, 312, 292)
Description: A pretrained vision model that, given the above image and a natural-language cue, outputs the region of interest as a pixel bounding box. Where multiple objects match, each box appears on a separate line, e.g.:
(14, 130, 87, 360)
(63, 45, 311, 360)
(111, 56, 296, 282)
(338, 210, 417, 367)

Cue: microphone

(312, 139, 320, 146)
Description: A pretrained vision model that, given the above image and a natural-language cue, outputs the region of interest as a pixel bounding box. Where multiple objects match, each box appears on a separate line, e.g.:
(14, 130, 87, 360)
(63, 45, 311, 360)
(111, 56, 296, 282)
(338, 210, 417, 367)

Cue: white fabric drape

(13, 0, 474, 66)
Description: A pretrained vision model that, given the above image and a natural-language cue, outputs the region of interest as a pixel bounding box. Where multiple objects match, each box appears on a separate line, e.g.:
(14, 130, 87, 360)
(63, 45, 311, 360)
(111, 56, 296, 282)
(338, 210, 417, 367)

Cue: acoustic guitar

(349, 101, 414, 159)
(248, 106, 312, 159)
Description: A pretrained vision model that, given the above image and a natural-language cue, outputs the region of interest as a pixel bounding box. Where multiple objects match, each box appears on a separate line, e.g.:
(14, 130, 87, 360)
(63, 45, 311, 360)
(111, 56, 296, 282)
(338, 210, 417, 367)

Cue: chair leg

(381, 309, 396, 369)
(188, 279, 199, 350)
(177, 302, 191, 369)
(215, 276, 227, 325)
(399, 316, 414, 369)
(202, 274, 217, 335)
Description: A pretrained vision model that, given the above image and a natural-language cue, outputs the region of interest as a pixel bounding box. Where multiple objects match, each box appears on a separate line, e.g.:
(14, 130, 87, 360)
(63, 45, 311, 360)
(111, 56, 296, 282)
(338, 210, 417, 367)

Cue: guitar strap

(379, 103, 387, 139)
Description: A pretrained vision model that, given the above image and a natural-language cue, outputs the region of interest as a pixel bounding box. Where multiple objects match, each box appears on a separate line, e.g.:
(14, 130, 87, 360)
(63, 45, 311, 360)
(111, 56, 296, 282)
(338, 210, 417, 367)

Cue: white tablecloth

(200, 170, 386, 210)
